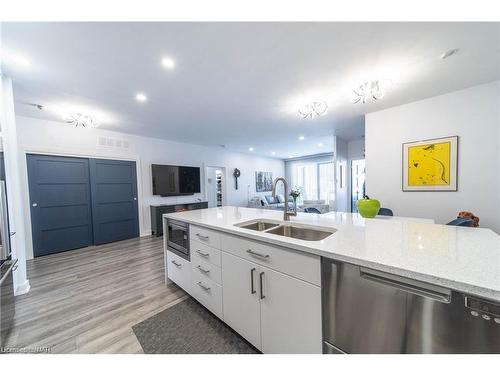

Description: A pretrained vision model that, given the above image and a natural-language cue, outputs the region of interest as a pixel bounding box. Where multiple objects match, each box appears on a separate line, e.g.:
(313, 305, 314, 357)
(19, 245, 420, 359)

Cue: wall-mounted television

(152, 164, 201, 196)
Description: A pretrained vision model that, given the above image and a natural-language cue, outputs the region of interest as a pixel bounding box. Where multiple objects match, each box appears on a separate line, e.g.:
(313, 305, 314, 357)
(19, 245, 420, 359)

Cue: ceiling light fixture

(298, 135, 305, 141)
(318, 143, 324, 147)
(352, 80, 385, 104)
(271, 151, 276, 156)
(441, 48, 459, 60)
(298, 101, 328, 119)
(135, 93, 147, 102)
(161, 57, 175, 69)
(64, 112, 99, 128)
(249, 147, 254, 151)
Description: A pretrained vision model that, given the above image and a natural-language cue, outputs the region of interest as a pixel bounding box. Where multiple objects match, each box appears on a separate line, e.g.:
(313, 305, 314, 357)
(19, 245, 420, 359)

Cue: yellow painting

(403, 136, 458, 191)
(407, 141, 450, 186)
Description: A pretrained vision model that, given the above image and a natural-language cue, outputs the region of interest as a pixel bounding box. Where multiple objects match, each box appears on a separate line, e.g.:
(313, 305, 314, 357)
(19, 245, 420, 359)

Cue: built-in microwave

(166, 219, 190, 261)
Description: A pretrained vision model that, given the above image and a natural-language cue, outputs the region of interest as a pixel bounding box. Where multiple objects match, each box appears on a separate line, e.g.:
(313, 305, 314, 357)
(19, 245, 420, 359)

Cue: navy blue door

(89, 159, 139, 245)
(27, 154, 93, 256)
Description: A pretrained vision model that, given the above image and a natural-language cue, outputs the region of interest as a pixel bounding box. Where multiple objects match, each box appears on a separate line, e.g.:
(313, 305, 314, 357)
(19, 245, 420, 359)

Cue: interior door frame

(21, 148, 144, 260)
(205, 165, 227, 207)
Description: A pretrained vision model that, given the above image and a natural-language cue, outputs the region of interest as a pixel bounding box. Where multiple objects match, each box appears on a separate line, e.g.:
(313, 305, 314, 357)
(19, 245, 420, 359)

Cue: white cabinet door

(221, 252, 261, 350)
(260, 266, 322, 353)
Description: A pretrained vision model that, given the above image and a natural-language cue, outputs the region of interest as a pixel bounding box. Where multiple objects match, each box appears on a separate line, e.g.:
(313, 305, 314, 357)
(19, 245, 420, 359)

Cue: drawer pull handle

(196, 250, 210, 257)
(197, 265, 210, 274)
(247, 249, 270, 259)
(197, 281, 211, 292)
(259, 272, 265, 299)
(171, 260, 182, 267)
(196, 233, 210, 241)
(250, 268, 256, 294)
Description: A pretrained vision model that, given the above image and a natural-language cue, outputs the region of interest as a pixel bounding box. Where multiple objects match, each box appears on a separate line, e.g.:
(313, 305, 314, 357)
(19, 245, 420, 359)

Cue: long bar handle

(247, 249, 270, 259)
(250, 268, 256, 294)
(197, 281, 211, 292)
(171, 260, 182, 267)
(197, 265, 210, 274)
(360, 269, 451, 303)
(259, 272, 265, 299)
(196, 250, 210, 257)
(196, 233, 209, 241)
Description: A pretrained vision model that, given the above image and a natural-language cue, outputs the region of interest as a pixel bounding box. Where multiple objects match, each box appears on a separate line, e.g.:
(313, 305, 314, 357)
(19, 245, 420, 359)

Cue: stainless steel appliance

(322, 259, 500, 354)
(1, 259, 17, 347)
(0, 181, 11, 263)
(166, 219, 190, 260)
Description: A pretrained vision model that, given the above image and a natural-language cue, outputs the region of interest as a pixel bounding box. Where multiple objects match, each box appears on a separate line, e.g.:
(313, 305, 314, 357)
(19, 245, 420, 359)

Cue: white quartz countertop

(164, 206, 500, 302)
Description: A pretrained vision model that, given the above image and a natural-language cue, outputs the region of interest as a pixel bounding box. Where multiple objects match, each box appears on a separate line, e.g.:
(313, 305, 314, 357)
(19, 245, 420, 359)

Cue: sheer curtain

(290, 161, 334, 205)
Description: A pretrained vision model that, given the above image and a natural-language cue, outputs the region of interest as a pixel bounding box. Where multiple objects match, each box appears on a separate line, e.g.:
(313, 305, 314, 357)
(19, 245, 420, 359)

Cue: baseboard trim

(15, 279, 31, 296)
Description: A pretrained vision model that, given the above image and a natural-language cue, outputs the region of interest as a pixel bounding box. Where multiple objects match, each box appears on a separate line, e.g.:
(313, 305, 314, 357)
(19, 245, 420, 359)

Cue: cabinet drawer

(191, 272, 223, 320)
(191, 256, 222, 285)
(166, 250, 191, 293)
(190, 240, 222, 267)
(190, 225, 221, 249)
(220, 233, 320, 286)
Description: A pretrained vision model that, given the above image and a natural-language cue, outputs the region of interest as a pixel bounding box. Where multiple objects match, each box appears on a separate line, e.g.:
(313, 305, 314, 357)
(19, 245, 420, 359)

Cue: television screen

(152, 164, 201, 196)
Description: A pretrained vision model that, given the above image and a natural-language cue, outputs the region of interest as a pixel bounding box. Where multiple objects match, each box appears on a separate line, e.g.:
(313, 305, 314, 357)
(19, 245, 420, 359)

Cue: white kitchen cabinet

(221, 251, 262, 350)
(166, 250, 191, 293)
(259, 265, 322, 353)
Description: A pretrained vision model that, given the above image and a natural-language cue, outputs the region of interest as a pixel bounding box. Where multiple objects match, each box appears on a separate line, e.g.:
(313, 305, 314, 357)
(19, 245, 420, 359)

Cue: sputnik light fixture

(298, 100, 328, 119)
(352, 80, 385, 104)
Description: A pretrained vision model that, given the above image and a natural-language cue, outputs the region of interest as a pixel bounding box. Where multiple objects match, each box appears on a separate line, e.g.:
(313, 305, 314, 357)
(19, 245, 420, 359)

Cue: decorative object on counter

(233, 168, 240, 190)
(255, 171, 273, 192)
(290, 187, 301, 212)
(356, 195, 380, 218)
(458, 211, 480, 227)
(403, 136, 458, 191)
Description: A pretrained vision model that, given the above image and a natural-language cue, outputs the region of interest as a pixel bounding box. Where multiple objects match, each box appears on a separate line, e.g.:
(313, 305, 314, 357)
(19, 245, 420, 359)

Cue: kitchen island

(163, 206, 500, 353)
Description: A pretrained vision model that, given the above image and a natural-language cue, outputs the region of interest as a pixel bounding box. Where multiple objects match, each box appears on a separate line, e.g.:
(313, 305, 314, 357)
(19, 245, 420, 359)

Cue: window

(290, 160, 335, 205)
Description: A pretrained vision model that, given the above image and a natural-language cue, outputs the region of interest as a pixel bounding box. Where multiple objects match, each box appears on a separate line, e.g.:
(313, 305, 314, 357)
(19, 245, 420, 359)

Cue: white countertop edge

(163, 213, 500, 302)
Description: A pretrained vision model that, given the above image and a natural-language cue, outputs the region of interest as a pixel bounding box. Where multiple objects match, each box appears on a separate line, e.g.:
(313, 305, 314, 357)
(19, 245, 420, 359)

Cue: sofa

(258, 194, 296, 210)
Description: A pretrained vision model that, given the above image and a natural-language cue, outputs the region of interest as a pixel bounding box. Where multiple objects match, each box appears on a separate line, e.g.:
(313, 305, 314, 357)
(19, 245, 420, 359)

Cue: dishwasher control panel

(465, 296, 500, 321)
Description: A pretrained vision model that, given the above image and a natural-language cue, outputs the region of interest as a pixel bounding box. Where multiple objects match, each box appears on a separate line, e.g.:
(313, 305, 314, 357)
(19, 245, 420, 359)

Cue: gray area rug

(132, 298, 259, 354)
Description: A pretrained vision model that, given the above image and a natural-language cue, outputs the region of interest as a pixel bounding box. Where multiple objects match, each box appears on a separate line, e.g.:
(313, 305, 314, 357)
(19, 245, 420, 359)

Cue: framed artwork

(402, 136, 458, 191)
(255, 171, 273, 192)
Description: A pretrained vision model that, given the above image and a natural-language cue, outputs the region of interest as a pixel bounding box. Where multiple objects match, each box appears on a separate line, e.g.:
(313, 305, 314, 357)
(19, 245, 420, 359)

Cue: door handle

(360, 268, 451, 303)
(247, 249, 270, 259)
(259, 271, 265, 299)
(250, 268, 256, 294)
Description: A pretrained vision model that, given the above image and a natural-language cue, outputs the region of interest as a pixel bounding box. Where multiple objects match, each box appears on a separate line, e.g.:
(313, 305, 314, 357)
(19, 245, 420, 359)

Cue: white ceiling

(2, 22, 499, 159)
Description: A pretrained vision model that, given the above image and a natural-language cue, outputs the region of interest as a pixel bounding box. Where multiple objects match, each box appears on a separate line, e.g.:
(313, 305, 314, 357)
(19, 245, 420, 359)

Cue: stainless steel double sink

(234, 219, 336, 241)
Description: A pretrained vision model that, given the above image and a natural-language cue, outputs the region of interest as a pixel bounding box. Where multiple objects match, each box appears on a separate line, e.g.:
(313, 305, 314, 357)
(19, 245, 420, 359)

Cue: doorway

(350, 159, 366, 213)
(206, 166, 225, 208)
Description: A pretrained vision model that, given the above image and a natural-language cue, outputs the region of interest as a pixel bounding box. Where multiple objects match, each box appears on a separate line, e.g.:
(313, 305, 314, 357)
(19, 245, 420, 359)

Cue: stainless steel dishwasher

(322, 259, 500, 354)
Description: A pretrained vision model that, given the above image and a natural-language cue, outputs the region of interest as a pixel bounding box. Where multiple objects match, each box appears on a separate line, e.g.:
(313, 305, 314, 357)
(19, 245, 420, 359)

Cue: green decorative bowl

(356, 197, 381, 218)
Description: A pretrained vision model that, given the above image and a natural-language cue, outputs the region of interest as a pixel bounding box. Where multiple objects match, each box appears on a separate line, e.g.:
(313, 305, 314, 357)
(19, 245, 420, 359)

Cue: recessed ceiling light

(135, 93, 147, 102)
(298, 136, 305, 141)
(318, 143, 324, 147)
(271, 151, 276, 156)
(441, 48, 459, 60)
(249, 147, 254, 151)
(288, 155, 293, 159)
(161, 57, 175, 69)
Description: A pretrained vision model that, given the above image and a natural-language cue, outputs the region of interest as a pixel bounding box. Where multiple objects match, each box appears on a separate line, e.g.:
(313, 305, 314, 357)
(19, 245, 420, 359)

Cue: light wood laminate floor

(5, 235, 187, 353)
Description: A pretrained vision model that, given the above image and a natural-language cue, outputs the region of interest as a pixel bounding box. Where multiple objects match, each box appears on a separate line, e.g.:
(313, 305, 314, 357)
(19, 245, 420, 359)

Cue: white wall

(366, 81, 500, 233)
(16, 116, 285, 259)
